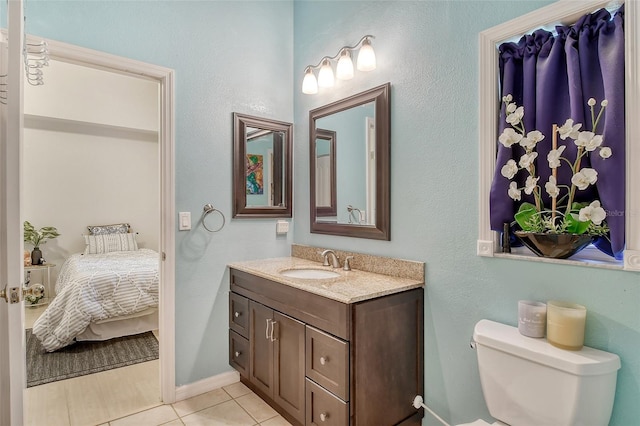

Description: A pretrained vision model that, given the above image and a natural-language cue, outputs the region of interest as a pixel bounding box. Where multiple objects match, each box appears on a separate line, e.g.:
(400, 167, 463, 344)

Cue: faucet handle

(343, 256, 354, 271)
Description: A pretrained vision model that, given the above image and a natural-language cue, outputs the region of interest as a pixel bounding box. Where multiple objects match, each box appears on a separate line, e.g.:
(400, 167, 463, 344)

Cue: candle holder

(518, 300, 547, 338)
(546, 300, 587, 350)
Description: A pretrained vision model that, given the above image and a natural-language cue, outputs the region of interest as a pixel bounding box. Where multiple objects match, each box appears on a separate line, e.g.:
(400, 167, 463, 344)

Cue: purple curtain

(490, 6, 625, 259)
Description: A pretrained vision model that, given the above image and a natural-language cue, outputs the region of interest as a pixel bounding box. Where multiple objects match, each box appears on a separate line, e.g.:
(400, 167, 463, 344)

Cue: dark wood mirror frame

(233, 113, 293, 218)
(309, 83, 391, 240)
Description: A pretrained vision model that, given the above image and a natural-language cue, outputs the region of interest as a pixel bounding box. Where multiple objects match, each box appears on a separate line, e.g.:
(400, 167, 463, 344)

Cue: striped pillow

(84, 233, 138, 254)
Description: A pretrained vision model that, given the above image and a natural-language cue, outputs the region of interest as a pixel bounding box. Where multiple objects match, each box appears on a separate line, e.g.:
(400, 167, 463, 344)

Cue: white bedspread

(33, 248, 159, 352)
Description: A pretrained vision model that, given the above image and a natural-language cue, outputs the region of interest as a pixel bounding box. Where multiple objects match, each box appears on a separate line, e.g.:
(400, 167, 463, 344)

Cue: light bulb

(302, 68, 318, 94)
(336, 50, 354, 80)
(357, 38, 376, 71)
(317, 59, 335, 88)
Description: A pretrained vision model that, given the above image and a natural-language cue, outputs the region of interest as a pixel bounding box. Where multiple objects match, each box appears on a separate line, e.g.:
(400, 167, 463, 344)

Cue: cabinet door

(273, 311, 305, 425)
(229, 330, 249, 378)
(249, 301, 274, 397)
(230, 292, 249, 338)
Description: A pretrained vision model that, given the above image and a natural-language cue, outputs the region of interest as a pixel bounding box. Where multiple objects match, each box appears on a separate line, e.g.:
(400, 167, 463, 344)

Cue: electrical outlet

(276, 220, 289, 234)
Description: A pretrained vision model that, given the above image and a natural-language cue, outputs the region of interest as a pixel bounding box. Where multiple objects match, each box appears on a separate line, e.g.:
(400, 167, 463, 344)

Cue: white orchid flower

(524, 176, 539, 195)
(579, 200, 607, 225)
(501, 159, 519, 179)
(558, 119, 582, 140)
(545, 176, 560, 198)
(502, 94, 513, 103)
(599, 147, 612, 159)
(506, 103, 517, 113)
(508, 182, 522, 201)
(520, 130, 544, 150)
(571, 168, 598, 190)
(499, 128, 523, 148)
(584, 134, 604, 152)
(547, 145, 566, 169)
(575, 131, 601, 150)
(506, 106, 524, 126)
(587, 98, 597, 106)
(518, 152, 538, 169)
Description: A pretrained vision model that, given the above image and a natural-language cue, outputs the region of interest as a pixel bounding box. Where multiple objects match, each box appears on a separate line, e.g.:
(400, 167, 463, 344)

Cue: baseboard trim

(174, 370, 240, 402)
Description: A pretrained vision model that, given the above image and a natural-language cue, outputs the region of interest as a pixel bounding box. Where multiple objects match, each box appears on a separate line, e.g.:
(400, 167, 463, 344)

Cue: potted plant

(23, 221, 60, 265)
(498, 95, 611, 259)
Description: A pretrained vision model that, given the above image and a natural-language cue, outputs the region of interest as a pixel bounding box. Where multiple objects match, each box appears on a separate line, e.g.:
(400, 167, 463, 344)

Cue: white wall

(23, 59, 159, 279)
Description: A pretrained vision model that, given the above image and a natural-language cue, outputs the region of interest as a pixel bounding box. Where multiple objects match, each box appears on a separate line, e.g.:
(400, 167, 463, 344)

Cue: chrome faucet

(321, 249, 341, 268)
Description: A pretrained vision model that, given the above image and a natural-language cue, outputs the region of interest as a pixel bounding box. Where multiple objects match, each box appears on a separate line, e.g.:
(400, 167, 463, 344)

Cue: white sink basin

(279, 268, 340, 279)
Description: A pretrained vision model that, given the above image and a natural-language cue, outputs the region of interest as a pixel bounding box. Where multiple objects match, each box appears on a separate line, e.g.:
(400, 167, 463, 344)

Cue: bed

(32, 230, 159, 352)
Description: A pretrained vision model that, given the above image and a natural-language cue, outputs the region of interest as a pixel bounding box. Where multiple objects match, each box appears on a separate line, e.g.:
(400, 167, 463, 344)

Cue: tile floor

(24, 305, 291, 426)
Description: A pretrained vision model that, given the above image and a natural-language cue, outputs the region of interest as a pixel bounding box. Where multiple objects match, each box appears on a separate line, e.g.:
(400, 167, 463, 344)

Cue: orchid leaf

(565, 213, 590, 234)
(514, 203, 538, 231)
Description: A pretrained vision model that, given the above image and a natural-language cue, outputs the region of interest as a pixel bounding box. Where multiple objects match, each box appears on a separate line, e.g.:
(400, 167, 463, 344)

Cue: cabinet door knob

(320, 356, 329, 365)
(234, 351, 241, 357)
(320, 412, 328, 422)
(234, 311, 241, 318)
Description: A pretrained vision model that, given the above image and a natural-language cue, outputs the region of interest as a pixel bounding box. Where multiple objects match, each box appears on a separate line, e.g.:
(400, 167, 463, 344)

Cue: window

(477, 0, 640, 272)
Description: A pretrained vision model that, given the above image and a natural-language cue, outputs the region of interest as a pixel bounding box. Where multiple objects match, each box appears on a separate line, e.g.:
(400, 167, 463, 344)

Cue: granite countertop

(228, 257, 424, 304)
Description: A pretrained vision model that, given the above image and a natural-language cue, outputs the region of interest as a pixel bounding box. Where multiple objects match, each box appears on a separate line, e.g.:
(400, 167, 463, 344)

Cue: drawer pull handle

(320, 412, 328, 422)
(270, 321, 278, 342)
(234, 351, 241, 357)
(320, 356, 329, 365)
(234, 311, 241, 318)
(265, 319, 271, 340)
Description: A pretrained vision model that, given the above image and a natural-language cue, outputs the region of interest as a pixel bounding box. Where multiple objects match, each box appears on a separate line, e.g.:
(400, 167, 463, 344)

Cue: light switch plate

(179, 212, 191, 231)
(276, 220, 289, 234)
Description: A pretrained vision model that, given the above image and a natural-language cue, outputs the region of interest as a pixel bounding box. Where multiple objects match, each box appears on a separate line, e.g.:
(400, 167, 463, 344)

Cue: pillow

(84, 233, 138, 254)
(87, 223, 130, 235)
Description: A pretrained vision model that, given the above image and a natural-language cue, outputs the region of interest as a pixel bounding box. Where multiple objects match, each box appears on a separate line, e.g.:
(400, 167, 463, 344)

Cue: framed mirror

(309, 83, 390, 240)
(233, 113, 293, 218)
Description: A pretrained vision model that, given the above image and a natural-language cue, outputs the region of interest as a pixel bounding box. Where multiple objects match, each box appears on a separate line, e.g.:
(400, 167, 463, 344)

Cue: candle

(518, 300, 547, 338)
(546, 300, 587, 350)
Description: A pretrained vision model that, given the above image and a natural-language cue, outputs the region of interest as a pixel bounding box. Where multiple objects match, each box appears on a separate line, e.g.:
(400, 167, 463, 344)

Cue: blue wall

(293, 1, 639, 425)
(9, 0, 640, 424)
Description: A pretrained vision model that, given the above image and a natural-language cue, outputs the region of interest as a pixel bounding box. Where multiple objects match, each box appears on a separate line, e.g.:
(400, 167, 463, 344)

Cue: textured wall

(293, 1, 640, 425)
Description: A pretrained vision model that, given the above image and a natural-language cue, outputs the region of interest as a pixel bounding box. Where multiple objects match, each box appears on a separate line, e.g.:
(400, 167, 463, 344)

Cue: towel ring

(202, 204, 225, 232)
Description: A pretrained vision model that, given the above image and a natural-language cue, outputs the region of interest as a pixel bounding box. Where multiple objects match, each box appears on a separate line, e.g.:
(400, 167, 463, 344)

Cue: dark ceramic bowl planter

(514, 232, 593, 259)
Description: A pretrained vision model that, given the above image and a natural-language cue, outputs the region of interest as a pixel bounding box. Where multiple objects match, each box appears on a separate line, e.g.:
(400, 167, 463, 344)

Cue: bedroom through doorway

(22, 56, 164, 424)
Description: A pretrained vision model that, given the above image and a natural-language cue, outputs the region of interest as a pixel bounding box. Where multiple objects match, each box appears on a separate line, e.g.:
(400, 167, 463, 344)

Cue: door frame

(20, 34, 176, 403)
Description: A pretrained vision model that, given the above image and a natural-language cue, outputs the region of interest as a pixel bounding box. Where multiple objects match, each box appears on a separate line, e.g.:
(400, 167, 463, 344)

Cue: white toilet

(461, 319, 621, 426)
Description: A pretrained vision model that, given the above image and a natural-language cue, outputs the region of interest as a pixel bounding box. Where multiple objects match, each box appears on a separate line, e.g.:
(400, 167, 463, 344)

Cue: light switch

(276, 220, 289, 234)
(179, 212, 191, 231)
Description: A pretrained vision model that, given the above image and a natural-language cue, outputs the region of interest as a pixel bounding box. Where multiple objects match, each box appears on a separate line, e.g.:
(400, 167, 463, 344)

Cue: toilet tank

(473, 319, 620, 426)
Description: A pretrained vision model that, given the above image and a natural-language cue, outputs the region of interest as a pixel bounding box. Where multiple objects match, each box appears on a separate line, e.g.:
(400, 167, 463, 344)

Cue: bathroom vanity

(228, 250, 424, 426)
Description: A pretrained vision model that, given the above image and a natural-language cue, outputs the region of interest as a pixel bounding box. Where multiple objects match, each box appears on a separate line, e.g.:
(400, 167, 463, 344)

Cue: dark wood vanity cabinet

(229, 268, 424, 426)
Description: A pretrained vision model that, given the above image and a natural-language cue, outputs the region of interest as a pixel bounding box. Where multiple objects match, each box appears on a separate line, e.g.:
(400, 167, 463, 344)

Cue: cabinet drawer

(306, 379, 348, 426)
(229, 330, 249, 377)
(230, 292, 249, 338)
(306, 326, 349, 401)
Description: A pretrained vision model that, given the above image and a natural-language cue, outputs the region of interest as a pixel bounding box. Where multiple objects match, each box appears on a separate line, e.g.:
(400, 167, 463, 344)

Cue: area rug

(26, 329, 159, 387)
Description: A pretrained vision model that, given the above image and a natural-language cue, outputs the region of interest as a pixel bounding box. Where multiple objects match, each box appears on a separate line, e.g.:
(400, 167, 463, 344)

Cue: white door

(0, 1, 26, 425)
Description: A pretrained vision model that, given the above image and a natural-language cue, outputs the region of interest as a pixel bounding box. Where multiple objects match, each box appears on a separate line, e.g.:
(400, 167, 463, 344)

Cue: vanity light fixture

(302, 35, 376, 95)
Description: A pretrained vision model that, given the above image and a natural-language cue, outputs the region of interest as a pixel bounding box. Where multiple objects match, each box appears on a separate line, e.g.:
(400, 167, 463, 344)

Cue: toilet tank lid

(473, 320, 621, 376)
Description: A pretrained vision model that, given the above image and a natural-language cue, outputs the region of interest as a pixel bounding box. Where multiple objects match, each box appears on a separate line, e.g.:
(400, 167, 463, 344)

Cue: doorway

(12, 35, 176, 424)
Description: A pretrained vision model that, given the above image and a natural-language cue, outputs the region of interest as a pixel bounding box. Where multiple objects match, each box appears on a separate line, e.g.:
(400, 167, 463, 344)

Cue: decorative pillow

(87, 223, 130, 235)
(84, 233, 138, 254)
